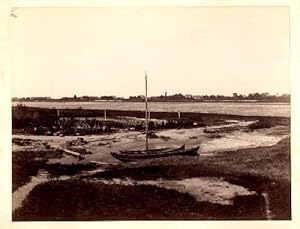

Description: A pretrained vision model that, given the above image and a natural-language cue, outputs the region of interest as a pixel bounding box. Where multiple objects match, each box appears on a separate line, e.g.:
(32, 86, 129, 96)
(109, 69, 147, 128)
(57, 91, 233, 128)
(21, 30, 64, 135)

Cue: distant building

(185, 94, 193, 99)
(261, 92, 270, 97)
(193, 95, 204, 100)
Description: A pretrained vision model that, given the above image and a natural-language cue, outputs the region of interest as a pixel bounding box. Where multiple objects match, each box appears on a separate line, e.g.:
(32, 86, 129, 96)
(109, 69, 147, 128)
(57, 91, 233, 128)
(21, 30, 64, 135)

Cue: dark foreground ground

(13, 137, 290, 220)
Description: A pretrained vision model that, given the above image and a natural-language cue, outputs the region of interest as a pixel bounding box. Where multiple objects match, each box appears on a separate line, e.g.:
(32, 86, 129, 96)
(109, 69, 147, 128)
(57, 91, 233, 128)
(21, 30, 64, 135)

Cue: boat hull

(120, 145, 185, 155)
(111, 146, 199, 162)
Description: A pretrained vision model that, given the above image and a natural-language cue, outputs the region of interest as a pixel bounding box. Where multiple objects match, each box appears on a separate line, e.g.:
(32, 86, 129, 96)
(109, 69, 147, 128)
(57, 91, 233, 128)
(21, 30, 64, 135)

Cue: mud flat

(12, 108, 290, 220)
(12, 135, 290, 220)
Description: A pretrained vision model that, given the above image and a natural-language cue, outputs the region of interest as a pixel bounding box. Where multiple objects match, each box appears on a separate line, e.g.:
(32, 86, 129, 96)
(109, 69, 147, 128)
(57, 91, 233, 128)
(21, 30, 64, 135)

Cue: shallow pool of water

(12, 170, 72, 212)
(88, 177, 256, 205)
(12, 170, 49, 212)
(201, 131, 287, 153)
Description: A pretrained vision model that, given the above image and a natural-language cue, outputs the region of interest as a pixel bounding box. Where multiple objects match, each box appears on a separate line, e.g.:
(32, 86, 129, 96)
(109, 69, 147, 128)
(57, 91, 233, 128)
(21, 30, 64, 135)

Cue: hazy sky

(11, 7, 290, 98)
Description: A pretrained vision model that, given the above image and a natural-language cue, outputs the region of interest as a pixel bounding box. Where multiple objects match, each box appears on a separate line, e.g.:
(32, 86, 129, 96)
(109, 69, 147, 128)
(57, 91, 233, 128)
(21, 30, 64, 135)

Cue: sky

(11, 7, 290, 98)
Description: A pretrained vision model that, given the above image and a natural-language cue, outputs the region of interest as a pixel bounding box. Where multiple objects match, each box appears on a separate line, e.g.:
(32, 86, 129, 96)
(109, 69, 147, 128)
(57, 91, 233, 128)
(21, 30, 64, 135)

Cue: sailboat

(110, 72, 199, 162)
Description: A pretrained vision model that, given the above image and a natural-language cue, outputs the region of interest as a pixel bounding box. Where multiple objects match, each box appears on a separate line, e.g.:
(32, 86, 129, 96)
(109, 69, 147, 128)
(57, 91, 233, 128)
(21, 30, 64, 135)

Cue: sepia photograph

(9, 4, 292, 221)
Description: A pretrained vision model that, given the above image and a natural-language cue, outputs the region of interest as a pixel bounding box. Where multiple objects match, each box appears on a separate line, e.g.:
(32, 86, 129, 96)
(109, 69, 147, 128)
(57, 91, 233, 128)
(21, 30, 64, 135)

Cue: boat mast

(145, 71, 149, 152)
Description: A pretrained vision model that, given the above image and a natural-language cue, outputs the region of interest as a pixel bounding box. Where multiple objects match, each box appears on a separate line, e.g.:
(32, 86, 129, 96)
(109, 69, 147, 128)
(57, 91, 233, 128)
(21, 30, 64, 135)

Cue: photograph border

(1, 0, 299, 228)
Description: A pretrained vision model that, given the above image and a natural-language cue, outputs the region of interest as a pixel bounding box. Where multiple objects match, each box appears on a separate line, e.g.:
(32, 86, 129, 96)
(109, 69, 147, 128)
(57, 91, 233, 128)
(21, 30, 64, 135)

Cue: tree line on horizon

(12, 92, 290, 103)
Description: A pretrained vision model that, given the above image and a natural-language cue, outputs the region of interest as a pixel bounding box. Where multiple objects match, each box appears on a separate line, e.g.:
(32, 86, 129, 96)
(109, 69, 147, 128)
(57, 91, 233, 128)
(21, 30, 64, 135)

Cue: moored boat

(112, 72, 200, 162)
(111, 146, 199, 162)
(120, 145, 185, 155)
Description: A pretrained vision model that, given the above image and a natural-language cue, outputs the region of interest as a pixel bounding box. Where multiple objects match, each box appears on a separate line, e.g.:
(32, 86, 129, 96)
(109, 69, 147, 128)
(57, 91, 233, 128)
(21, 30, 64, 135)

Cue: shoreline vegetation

(12, 107, 291, 220)
(12, 92, 290, 103)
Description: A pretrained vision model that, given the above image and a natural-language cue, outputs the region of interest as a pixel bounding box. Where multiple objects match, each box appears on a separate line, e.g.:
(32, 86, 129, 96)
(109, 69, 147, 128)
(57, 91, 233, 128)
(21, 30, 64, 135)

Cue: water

(12, 101, 290, 117)
(87, 177, 256, 205)
(12, 170, 71, 212)
(200, 131, 288, 153)
(12, 170, 49, 212)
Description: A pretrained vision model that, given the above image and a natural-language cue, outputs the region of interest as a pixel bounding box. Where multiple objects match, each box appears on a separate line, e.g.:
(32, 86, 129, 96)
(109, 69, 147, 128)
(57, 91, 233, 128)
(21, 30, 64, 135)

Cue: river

(12, 101, 290, 117)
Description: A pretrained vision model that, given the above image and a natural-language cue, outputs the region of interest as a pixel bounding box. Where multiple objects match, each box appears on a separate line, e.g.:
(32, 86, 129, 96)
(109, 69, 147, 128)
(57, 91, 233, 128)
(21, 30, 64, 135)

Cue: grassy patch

(12, 150, 63, 192)
(44, 163, 97, 177)
(113, 137, 291, 182)
(248, 117, 290, 131)
(13, 179, 268, 220)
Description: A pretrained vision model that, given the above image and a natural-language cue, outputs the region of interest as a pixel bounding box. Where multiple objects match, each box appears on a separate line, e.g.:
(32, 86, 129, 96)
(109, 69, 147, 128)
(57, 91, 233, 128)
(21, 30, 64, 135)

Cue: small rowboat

(120, 145, 185, 155)
(111, 146, 199, 162)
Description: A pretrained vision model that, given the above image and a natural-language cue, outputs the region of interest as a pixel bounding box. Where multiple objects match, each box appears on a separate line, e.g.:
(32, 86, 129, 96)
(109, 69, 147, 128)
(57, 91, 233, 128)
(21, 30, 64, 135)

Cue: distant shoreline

(12, 100, 290, 104)
(11, 101, 291, 118)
